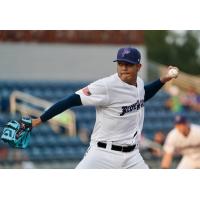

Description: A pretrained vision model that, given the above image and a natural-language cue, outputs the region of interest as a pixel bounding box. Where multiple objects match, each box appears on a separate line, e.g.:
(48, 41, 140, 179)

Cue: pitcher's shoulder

(87, 74, 116, 90)
(95, 73, 117, 85)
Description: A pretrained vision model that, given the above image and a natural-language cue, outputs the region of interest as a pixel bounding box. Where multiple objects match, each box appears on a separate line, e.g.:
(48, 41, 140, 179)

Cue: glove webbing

(16, 123, 27, 139)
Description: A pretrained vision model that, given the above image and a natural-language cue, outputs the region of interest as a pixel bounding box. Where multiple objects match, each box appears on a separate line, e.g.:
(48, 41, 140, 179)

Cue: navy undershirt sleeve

(144, 79, 165, 102)
(40, 93, 82, 122)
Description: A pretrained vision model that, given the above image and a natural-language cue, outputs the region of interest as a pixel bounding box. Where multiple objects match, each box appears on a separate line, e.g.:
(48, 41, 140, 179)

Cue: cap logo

(121, 48, 131, 57)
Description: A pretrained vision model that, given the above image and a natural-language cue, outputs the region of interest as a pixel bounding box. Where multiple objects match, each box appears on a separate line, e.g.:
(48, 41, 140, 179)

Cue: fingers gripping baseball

(160, 66, 179, 83)
(167, 66, 179, 78)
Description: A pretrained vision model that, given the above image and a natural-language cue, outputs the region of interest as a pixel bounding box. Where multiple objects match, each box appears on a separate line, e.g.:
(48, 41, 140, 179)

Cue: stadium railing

(9, 90, 76, 136)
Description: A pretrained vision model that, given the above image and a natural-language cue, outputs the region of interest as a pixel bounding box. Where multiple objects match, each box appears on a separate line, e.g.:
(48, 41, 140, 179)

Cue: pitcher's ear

(137, 64, 142, 71)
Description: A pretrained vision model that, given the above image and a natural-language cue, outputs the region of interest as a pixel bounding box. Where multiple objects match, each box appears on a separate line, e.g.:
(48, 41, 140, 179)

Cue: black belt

(97, 142, 136, 153)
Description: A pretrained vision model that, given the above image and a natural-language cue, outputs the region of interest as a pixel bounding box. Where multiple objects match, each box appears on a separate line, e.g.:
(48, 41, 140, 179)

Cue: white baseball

(168, 68, 178, 78)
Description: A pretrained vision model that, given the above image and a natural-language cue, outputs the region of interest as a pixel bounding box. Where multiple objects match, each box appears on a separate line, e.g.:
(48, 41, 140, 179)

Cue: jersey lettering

(120, 99, 144, 116)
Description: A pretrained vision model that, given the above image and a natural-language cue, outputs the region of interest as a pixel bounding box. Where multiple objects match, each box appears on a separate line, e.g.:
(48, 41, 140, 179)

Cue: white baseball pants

(76, 142, 149, 169)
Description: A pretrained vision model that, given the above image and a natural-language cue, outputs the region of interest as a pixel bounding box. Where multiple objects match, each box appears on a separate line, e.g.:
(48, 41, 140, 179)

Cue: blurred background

(0, 30, 200, 168)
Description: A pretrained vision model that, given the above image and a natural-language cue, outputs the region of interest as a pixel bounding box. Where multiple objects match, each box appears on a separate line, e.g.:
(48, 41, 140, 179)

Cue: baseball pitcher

(1, 47, 179, 168)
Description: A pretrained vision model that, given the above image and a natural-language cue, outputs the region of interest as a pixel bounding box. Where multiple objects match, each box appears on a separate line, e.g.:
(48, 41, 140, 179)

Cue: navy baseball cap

(174, 115, 187, 124)
(113, 47, 141, 64)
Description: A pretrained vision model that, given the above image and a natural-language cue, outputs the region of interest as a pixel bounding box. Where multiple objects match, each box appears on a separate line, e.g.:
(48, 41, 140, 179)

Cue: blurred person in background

(150, 131, 165, 157)
(78, 127, 90, 145)
(181, 86, 200, 112)
(50, 112, 74, 135)
(140, 131, 165, 158)
(161, 115, 200, 169)
(165, 85, 184, 113)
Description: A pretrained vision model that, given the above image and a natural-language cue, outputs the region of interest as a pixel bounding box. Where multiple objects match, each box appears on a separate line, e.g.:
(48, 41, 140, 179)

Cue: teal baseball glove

(1, 117, 32, 149)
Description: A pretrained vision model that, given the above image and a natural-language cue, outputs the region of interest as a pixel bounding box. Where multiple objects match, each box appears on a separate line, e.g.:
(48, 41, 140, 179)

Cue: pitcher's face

(117, 61, 141, 85)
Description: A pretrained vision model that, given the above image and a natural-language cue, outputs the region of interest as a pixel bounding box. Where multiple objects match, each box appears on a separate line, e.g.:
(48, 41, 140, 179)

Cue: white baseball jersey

(76, 73, 145, 145)
(163, 124, 200, 168)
